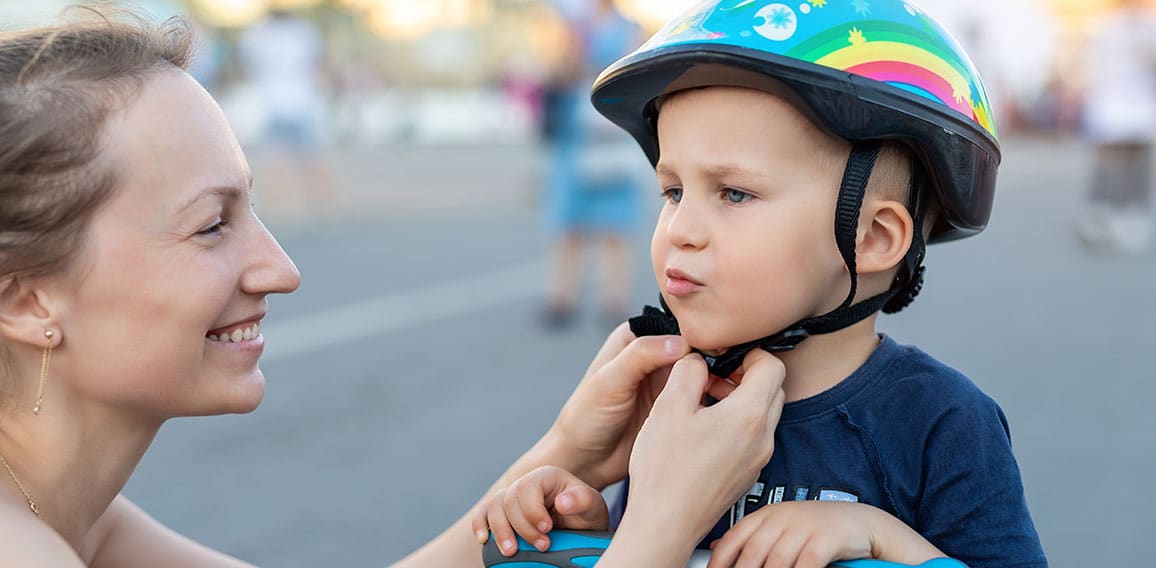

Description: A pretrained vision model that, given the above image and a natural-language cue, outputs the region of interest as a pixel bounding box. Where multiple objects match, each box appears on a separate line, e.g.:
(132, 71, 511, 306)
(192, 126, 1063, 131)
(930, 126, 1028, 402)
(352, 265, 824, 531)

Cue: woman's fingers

(595, 334, 690, 395)
(766, 386, 786, 437)
(581, 323, 636, 379)
(652, 354, 709, 414)
(726, 349, 786, 407)
(626, 350, 788, 545)
(706, 374, 737, 401)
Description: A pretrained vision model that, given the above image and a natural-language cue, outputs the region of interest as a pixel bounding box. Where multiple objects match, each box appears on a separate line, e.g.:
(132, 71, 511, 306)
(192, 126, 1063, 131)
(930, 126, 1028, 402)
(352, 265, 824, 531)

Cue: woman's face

(53, 69, 300, 419)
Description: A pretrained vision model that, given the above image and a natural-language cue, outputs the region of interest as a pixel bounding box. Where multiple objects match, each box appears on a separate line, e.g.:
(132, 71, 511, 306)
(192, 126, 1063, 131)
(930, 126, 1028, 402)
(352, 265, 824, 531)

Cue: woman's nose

(241, 218, 301, 296)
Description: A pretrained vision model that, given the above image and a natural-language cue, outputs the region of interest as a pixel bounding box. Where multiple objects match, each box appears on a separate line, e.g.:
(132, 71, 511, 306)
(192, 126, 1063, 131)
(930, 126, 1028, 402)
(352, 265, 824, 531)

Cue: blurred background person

(1075, 0, 1156, 255)
(539, 0, 644, 329)
(238, 5, 337, 226)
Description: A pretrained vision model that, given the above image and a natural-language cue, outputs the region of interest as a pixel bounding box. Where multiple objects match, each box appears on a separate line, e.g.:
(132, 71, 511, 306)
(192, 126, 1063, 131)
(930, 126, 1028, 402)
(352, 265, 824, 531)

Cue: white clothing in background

(1084, 8, 1156, 143)
(238, 15, 324, 121)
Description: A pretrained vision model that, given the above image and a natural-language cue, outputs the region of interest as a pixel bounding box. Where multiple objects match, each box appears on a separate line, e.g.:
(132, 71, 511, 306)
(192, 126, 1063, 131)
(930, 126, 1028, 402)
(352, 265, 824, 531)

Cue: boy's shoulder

(849, 336, 1008, 432)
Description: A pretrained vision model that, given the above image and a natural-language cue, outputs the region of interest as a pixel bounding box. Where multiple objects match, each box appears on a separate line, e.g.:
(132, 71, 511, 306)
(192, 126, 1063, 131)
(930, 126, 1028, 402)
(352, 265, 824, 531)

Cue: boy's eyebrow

(656, 162, 768, 179)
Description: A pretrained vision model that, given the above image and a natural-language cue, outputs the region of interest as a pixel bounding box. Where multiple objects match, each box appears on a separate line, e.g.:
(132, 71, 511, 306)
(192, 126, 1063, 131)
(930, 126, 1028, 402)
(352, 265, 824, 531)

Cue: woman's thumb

(653, 354, 710, 414)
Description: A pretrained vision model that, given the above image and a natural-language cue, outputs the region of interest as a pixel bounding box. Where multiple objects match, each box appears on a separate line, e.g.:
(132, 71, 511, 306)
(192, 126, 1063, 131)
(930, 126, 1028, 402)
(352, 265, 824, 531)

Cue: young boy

(480, 1, 1046, 565)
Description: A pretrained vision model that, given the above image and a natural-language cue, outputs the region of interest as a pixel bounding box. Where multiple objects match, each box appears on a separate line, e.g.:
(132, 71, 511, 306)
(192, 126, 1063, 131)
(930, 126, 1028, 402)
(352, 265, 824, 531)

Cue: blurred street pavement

(125, 135, 1155, 567)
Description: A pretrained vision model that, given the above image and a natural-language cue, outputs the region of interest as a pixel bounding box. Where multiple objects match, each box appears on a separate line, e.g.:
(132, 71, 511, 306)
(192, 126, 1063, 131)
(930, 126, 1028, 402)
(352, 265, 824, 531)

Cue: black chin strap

(630, 141, 927, 378)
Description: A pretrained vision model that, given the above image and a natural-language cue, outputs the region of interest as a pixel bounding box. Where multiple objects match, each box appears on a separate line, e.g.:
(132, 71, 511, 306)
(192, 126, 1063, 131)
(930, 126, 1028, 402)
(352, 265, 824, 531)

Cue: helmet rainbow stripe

(631, 0, 997, 139)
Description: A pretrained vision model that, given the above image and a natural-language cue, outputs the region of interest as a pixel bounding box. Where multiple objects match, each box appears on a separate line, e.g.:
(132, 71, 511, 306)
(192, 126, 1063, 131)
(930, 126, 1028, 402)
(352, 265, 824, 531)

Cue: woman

(0, 11, 784, 568)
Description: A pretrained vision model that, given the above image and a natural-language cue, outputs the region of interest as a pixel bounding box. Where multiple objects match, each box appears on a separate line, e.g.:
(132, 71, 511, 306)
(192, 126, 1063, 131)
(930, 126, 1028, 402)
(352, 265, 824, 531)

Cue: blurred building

(3, 0, 1147, 141)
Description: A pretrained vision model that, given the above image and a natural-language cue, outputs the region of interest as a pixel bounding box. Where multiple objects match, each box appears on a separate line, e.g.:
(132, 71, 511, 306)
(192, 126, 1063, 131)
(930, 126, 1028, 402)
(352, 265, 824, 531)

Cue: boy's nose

(664, 199, 709, 250)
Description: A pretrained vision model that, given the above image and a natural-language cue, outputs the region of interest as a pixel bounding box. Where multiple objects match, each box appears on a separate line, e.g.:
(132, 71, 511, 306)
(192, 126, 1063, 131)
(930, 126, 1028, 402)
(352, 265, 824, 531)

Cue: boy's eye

(662, 187, 683, 203)
(723, 188, 752, 203)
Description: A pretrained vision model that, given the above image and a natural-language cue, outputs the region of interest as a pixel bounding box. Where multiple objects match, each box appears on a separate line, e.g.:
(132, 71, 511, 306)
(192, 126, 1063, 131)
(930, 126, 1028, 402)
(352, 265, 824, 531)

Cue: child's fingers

(705, 515, 771, 568)
(794, 540, 841, 568)
(735, 532, 781, 568)
(470, 502, 490, 544)
(501, 485, 550, 552)
(485, 491, 520, 557)
(553, 486, 609, 529)
(760, 528, 806, 568)
(507, 477, 554, 550)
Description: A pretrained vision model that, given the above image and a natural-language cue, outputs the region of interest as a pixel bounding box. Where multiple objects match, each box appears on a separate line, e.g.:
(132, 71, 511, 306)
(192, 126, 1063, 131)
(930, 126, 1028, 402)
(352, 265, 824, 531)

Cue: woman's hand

(599, 349, 787, 568)
(472, 465, 608, 556)
(539, 324, 691, 489)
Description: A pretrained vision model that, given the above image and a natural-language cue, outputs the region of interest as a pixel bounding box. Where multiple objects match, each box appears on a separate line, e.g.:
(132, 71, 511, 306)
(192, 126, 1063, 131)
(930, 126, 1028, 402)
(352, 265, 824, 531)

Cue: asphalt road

(124, 136, 1155, 567)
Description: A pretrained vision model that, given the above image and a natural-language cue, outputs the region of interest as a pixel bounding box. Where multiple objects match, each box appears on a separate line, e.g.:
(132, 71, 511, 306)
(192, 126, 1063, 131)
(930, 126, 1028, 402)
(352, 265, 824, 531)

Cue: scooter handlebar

(482, 530, 968, 568)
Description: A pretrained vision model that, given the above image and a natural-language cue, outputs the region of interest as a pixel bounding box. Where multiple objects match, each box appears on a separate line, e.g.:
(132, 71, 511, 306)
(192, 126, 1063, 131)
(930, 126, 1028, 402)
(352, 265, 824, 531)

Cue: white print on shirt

(729, 484, 862, 528)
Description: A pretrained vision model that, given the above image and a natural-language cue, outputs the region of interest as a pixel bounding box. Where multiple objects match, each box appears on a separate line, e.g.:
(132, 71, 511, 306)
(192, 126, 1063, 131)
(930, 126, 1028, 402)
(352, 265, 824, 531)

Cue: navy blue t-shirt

(610, 335, 1047, 567)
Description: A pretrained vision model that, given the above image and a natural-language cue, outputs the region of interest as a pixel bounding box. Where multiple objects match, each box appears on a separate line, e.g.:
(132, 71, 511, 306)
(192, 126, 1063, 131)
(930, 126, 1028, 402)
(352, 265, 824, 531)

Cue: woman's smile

(206, 319, 265, 354)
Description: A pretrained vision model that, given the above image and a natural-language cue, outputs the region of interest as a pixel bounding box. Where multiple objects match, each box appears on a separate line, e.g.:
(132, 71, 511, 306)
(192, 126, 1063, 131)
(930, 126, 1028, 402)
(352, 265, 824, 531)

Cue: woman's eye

(662, 187, 683, 203)
(723, 188, 752, 203)
(197, 221, 227, 237)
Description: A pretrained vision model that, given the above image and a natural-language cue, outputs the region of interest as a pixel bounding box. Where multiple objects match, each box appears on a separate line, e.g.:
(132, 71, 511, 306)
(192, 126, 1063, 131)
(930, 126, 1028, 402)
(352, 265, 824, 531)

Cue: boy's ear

(855, 199, 913, 276)
(0, 276, 62, 349)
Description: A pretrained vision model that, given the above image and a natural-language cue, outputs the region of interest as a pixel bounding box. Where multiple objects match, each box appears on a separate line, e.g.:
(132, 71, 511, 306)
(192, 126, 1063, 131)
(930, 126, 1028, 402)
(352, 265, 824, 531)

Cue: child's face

(652, 86, 851, 352)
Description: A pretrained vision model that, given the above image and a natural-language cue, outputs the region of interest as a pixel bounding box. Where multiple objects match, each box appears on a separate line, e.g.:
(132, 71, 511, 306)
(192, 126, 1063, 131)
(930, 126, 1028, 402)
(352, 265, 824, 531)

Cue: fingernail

(475, 530, 488, 544)
(557, 493, 574, 511)
(665, 337, 685, 354)
(502, 540, 516, 553)
(538, 521, 550, 533)
(535, 538, 549, 551)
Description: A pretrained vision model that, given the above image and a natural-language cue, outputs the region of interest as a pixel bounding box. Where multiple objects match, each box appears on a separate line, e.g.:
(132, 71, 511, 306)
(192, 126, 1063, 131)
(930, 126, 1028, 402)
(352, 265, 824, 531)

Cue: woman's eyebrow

(174, 176, 253, 214)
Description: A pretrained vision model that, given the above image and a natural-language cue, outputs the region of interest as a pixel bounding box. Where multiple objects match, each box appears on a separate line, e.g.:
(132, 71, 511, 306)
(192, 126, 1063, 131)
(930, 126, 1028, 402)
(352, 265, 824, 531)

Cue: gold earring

(33, 330, 53, 415)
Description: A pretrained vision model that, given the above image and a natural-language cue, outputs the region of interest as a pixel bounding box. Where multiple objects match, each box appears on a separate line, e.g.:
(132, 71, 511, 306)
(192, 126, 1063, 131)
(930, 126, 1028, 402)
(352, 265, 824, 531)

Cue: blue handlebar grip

(483, 530, 612, 568)
(834, 560, 968, 568)
(482, 529, 970, 568)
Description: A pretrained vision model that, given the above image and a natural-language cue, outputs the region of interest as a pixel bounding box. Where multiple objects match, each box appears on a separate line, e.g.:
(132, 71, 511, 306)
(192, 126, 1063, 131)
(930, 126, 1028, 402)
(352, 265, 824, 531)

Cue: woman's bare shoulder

(0, 504, 84, 567)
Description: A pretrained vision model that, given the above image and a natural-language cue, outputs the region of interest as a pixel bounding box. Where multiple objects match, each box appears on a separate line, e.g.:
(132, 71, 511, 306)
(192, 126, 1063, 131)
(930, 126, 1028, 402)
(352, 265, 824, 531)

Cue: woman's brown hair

(0, 7, 194, 282)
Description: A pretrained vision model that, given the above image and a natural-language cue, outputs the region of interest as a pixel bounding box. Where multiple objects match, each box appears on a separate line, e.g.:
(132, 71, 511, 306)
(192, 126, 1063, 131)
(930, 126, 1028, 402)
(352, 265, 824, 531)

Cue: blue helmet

(591, 0, 1000, 242)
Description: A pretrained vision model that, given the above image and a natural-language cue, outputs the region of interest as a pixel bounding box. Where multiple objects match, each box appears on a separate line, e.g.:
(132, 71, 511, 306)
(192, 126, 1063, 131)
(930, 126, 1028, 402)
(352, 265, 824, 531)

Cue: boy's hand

(706, 501, 943, 568)
(472, 465, 609, 557)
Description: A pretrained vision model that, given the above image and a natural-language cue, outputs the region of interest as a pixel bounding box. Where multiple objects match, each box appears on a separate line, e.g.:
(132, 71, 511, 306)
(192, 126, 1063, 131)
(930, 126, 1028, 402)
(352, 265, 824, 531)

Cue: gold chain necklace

(0, 452, 40, 518)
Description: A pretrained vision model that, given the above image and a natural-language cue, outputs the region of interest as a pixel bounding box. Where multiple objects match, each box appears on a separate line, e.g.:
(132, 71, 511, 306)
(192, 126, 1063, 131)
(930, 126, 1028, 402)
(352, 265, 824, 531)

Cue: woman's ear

(855, 199, 913, 276)
(0, 276, 62, 349)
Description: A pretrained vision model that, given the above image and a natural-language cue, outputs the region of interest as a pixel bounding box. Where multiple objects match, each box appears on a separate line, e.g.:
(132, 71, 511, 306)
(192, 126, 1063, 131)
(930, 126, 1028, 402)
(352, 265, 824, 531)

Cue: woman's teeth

(207, 323, 260, 343)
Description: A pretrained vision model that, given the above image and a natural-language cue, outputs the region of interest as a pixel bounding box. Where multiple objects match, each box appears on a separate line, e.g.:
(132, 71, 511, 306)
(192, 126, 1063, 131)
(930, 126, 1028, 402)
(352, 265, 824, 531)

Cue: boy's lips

(665, 267, 704, 297)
